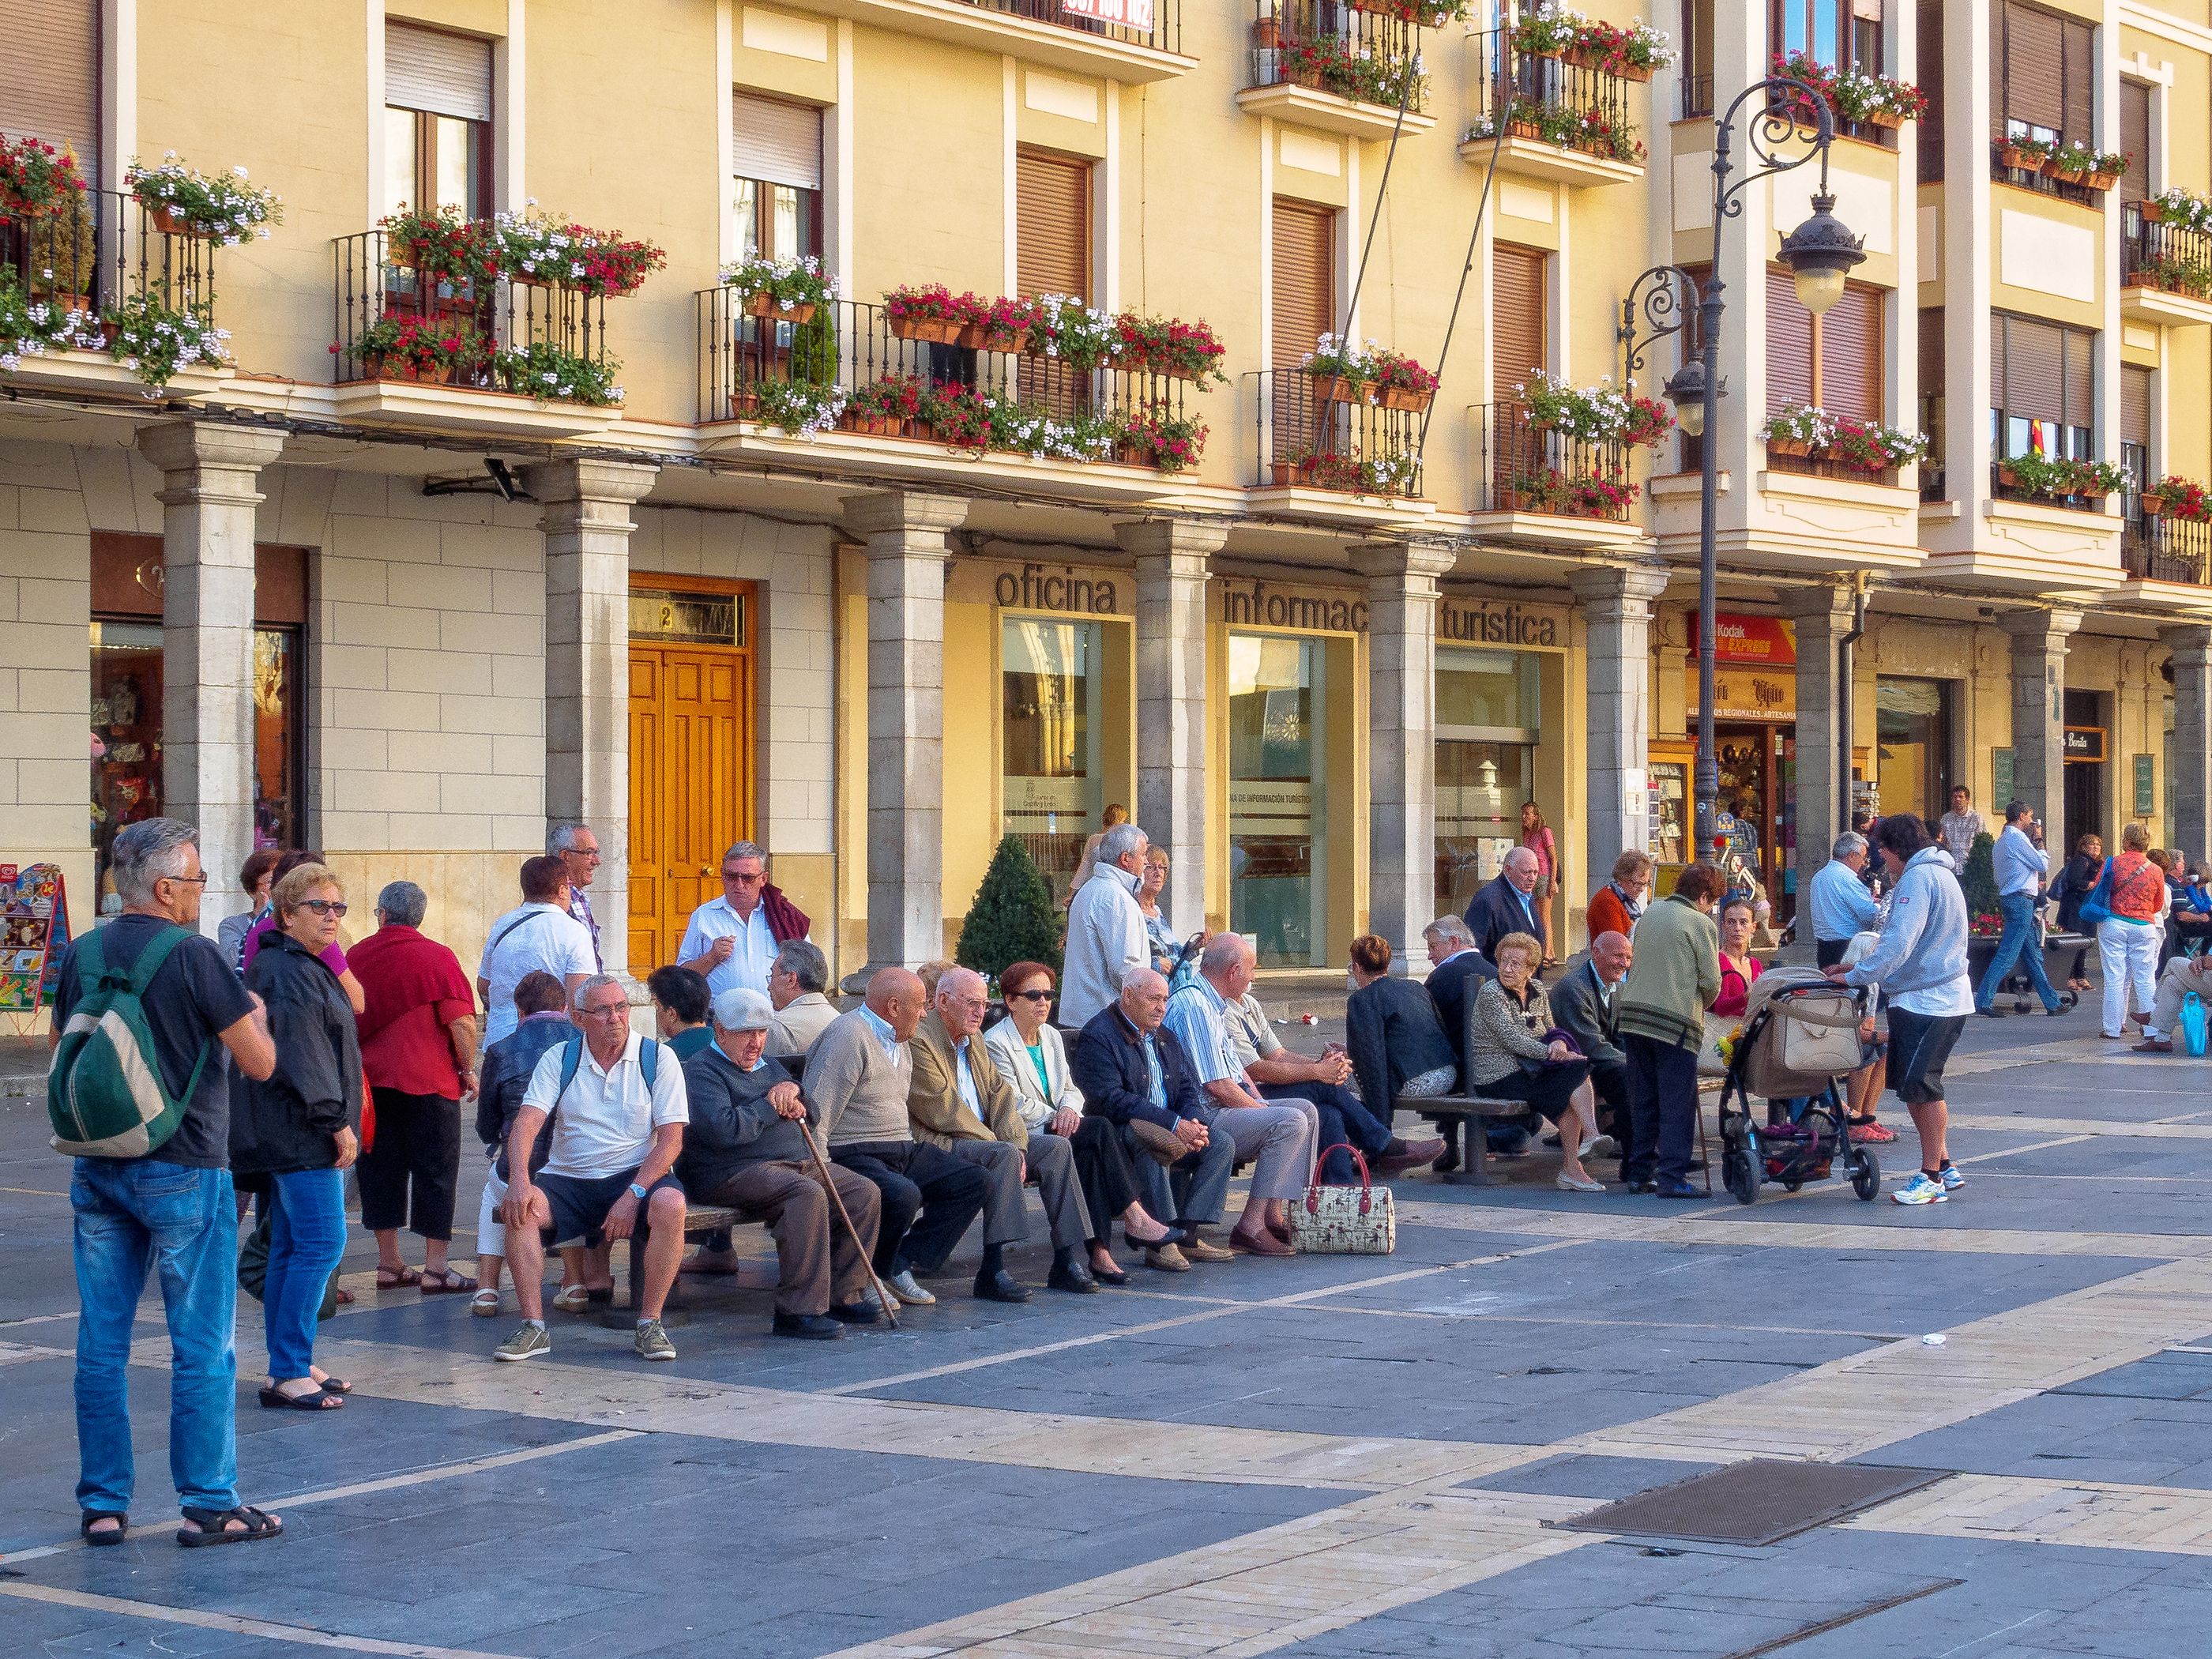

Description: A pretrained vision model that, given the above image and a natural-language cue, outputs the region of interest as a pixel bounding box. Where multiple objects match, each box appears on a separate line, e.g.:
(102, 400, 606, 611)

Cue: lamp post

(1616, 78, 1864, 859)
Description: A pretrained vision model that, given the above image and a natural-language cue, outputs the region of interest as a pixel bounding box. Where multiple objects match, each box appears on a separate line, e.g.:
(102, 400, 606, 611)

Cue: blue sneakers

(1893, 1171, 1948, 1206)
(1939, 1164, 1966, 1193)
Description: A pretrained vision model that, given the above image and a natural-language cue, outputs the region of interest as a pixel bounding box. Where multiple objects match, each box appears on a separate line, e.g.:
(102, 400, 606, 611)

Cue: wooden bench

(604, 1205, 747, 1323)
(1409, 1096, 1541, 1186)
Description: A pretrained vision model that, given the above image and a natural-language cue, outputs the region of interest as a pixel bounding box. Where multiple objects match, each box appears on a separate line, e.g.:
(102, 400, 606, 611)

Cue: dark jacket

(1548, 957, 1625, 1069)
(2053, 851, 2101, 931)
(1347, 976, 1458, 1115)
(232, 931, 360, 1178)
(1070, 1004, 1207, 1132)
(1425, 948, 1494, 1068)
(1463, 873, 1547, 963)
(679, 1044, 815, 1197)
(474, 1010, 574, 1176)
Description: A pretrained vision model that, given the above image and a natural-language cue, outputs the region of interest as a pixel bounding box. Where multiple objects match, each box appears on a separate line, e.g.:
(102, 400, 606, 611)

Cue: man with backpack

(49, 818, 282, 1548)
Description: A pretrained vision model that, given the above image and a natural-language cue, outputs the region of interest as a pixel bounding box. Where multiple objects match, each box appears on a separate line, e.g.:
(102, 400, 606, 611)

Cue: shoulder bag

(1288, 1144, 1395, 1255)
(2077, 859, 2118, 927)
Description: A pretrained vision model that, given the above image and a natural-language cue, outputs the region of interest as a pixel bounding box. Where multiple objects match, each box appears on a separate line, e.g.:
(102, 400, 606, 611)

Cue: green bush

(1959, 830, 1999, 918)
(956, 835, 1062, 986)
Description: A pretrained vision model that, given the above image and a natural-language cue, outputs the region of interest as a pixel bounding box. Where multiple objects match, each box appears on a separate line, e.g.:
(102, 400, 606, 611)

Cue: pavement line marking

(0, 1185, 65, 1197)
(0, 1311, 80, 1330)
(1842, 1473, 2212, 1556)
(819, 1240, 1588, 1397)
(0, 1579, 527, 1659)
(1947, 1114, 2212, 1140)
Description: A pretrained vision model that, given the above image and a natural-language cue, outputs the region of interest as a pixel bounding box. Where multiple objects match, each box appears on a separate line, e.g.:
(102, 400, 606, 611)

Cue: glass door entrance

(1229, 633, 1325, 966)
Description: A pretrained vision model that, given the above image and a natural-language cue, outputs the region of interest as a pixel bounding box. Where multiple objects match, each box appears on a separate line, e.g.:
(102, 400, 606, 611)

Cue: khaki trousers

(702, 1161, 881, 1316)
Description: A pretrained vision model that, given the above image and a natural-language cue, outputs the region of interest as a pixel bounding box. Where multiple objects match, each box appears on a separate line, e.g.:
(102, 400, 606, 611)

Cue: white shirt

(679, 897, 781, 999)
(526, 1030, 690, 1180)
(950, 1036, 983, 1118)
(1061, 863, 1148, 1028)
(478, 902, 596, 1045)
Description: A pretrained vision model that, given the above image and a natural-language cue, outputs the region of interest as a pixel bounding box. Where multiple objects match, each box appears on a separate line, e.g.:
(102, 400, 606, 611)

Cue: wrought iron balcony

(1470, 400, 1635, 520)
(982, 0, 1181, 53)
(0, 189, 216, 321)
(1468, 25, 1644, 171)
(2124, 204, 2212, 303)
(2125, 510, 2212, 585)
(1252, 368, 1424, 497)
(1989, 135, 2105, 209)
(1247, 0, 1425, 114)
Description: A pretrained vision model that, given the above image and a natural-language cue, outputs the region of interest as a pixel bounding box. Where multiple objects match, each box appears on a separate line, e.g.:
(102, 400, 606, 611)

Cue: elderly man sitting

(678, 988, 882, 1339)
(2132, 950, 2212, 1054)
(1546, 931, 1631, 1154)
(911, 967, 1092, 1296)
(1164, 935, 1319, 1257)
(766, 939, 838, 1058)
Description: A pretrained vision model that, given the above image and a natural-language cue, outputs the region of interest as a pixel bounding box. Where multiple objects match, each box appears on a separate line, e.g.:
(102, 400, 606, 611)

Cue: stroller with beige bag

(1714, 967, 1883, 1206)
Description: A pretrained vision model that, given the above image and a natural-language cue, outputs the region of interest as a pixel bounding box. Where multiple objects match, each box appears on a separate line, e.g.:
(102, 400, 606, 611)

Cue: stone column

(1572, 564, 1672, 906)
(1353, 537, 1458, 975)
(1118, 517, 1226, 940)
(1783, 584, 1856, 912)
(525, 458, 660, 979)
(2001, 607, 2083, 833)
(137, 422, 285, 934)
(847, 491, 969, 978)
(2164, 625, 2212, 860)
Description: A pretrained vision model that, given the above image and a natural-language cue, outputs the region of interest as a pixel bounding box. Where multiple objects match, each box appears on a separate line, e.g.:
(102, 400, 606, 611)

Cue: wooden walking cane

(799, 1119, 898, 1330)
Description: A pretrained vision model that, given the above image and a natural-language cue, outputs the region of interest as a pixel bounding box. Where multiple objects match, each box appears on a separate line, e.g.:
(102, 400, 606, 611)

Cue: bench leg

(1440, 1121, 1492, 1187)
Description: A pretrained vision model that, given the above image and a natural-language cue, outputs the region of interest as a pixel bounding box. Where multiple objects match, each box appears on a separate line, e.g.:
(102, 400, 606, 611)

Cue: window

(2122, 362, 2151, 516)
(733, 92, 822, 263)
(1680, 0, 1714, 115)
(1434, 649, 1541, 916)
(2119, 79, 2151, 209)
(1017, 147, 1092, 302)
(1767, 269, 1883, 417)
(0, 1, 100, 182)
(1875, 678, 1957, 822)
(1992, 0, 2094, 151)
(1491, 243, 1548, 399)
(1919, 306, 1946, 495)
(1990, 312, 2094, 462)
(1271, 198, 1336, 367)
(1229, 634, 1325, 968)
(1917, 0, 1943, 182)
(1767, 266, 1815, 411)
(1002, 618, 1104, 907)
(383, 22, 492, 218)
(1771, 0, 1883, 70)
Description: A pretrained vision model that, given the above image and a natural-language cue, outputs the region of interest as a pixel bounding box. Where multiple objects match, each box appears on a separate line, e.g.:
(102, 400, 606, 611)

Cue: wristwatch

(627, 1182, 648, 1202)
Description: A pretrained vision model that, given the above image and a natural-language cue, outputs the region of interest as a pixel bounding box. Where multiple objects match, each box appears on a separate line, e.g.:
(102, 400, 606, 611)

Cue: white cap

(711, 988, 774, 1032)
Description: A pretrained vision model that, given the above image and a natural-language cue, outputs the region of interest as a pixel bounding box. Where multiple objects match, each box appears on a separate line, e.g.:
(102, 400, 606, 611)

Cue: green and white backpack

(47, 925, 209, 1157)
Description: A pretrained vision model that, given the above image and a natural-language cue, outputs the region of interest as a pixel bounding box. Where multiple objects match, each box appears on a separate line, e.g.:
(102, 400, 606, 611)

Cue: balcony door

(1491, 243, 1550, 498)
(383, 22, 493, 218)
(1270, 197, 1337, 461)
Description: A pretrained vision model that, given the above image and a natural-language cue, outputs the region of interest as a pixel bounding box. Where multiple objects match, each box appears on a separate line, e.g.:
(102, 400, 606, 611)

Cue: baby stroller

(1714, 967, 1881, 1206)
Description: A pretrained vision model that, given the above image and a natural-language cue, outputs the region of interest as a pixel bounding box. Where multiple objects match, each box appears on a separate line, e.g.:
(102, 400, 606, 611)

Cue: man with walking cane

(677, 989, 887, 1338)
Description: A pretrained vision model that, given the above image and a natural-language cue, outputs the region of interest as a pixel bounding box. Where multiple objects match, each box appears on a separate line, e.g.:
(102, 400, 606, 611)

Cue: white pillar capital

(1570, 561, 1672, 616)
(844, 490, 970, 541)
(1349, 536, 1458, 594)
(1999, 605, 2086, 645)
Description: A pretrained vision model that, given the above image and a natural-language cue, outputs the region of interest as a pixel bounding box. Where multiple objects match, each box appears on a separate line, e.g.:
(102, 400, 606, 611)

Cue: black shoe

(1091, 1262, 1130, 1287)
(771, 1311, 845, 1340)
(1624, 1179, 1656, 1194)
(827, 1300, 880, 1326)
(1977, 1005, 2007, 1018)
(1431, 1144, 1462, 1175)
(1653, 1179, 1702, 1199)
(1123, 1224, 1186, 1254)
(974, 1267, 1033, 1303)
(1047, 1262, 1100, 1294)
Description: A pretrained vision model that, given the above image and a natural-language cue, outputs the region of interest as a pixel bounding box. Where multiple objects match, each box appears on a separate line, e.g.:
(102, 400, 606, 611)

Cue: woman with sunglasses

(233, 864, 362, 1412)
(983, 960, 1181, 1283)
(239, 848, 367, 1017)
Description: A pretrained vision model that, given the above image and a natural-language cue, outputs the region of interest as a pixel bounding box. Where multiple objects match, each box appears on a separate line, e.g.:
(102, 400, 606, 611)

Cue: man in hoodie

(1826, 813, 1973, 1206)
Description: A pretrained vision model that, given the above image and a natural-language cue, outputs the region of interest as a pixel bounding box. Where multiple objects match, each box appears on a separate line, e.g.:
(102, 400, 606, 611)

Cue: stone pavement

(9, 1006, 2212, 1656)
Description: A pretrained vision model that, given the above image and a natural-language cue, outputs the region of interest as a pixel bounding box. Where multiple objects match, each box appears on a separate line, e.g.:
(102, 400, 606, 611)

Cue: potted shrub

(125, 154, 282, 244)
(491, 338, 622, 405)
(1509, 3, 1582, 61)
(1116, 407, 1208, 472)
(1567, 468, 1639, 517)
(2142, 188, 2212, 231)
(0, 134, 85, 222)
(842, 372, 929, 438)
(750, 375, 847, 436)
(1303, 334, 1372, 404)
(1112, 313, 1228, 384)
(1827, 66, 1928, 129)
(958, 294, 1036, 353)
(884, 283, 967, 344)
(1567, 19, 1673, 81)
(1761, 401, 1834, 458)
(1998, 134, 2053, 172)
(721, 254, 835, 322)
(103, 292, 228, 391)
(927, 381, 993, 448)
(1028, 293, 1122, 369)
(498, 214, 665, 296)
(344, 309, 491, 385)
(1623, 393, 1675, 448)
(2068, 457, 2133, 504)
(1369, 346, 1439, 412)
(2142, 476, 2212, 522)
(1826, 416, 1928, 476)
(1500, 468, 1567, 514)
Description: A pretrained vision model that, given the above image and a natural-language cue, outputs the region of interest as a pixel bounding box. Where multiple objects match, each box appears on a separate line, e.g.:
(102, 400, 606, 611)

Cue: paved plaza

(8, 1012, 2212, 1658)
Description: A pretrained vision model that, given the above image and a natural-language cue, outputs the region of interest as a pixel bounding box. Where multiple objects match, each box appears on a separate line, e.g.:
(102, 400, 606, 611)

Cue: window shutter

(1491, 243, 1548, 399)
(2061, 326, 2092, 429)
(1818, 282, 1884, 419)
(0, 0, 100, 183)
(2060, 16, 2094, 147)
(1917, 0, 1943, 182)
(386, 22, 493, 122)
(1997, 313, 2063, 423)
(1271, 198, 1335, 368)
(1766, 266, 1815, 411)
(1918, 307, 1945, 401)
(2120, 80, 2150, 207)
(2121, 364, 2150, 450)
(1999, 2, 2062, 136)
(732, 92, 822, 191)
(1016, 149, 1090, 301)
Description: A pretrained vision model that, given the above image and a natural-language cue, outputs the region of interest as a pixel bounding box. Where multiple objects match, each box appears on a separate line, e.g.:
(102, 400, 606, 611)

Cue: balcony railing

(0, 189, 216, 319)
(1764, 447, 1900, 487)
(982, 0, 1182, 55)
(2124, 204, 2212, 301)
(1990, 458, 2112, 514)
(697, 290, 1187, 463)
(2125, 511, 2212, 585)
(1253, 369, 1424, 497)
(1989, 137, 2103, 209)
(330, 229, 611, 390)
(1469, 26, 1642, 167)
(1471, 400, 1634, 519)
(1248, 0, 1425, 113)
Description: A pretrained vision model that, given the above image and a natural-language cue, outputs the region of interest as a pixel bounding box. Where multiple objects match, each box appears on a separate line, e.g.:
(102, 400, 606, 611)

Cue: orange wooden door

(627, 643, 753, 973)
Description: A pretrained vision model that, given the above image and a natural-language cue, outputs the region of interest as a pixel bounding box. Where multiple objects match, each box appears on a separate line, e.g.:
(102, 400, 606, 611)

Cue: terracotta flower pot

(1863, 107, 1905, 130)
(2142, 201, 2169, 223)
(1766, 436, 1813, 457)
(890, 314, 963, 344)
(729, 388, 762, 419)
(2087, 170, 2120, 191)
(744, 292, 815, 324)
(1310, 373, 1366, 404)
(2142, 497, 2167, 519)
(145, 204, 208, 238)
(1116, 442, 1153, 468)
(1505, 117, 1544, 141)
(1271, 460, 1297, 486)
(1999, 145, 2044, 171)
(1252, 17, 1282, 47)
(1378, 384, 1434, 412)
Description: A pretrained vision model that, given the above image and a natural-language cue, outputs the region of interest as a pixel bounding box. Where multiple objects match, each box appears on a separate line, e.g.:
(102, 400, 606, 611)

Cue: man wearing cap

(676, 988, 883, 1340)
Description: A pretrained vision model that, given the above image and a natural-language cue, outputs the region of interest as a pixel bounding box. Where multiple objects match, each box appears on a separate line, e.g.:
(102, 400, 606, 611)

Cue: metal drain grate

(1556, 1458, 1947, 1547)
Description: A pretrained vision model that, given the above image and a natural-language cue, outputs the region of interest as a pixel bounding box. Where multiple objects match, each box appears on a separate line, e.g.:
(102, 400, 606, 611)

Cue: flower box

(745, 292, 816, 324)
(1861, 107, 1905, 130)
(2044, 158, 2088, 183)
(1504, 115, 1545, 140)
(363, 353, 461, 386)
(957, 322, 1027, 353)
(1116, 442, 1153, 468)
(2086, 168, 2122, 192)
(2141, 495, 2166, 519)
(1378, 384, 1433, 412)
(842, 412, 933, 441)
(729, 388, 762, 419)
(146, 205, 206, 239)
(1999, 144, 2046, 171)
(1310, 373, 1367, 404)
(1766, 436, 1814, 457)
(890, 314, 964, 345)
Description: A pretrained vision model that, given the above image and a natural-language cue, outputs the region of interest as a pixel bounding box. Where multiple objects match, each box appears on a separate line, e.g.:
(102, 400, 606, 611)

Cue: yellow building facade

(3, 0, 2208, 984)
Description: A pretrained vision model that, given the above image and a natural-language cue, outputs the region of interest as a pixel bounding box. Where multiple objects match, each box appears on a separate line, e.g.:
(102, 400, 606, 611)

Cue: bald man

(1549, 932, 1631, 1155)
(805, 968, 990, 1309)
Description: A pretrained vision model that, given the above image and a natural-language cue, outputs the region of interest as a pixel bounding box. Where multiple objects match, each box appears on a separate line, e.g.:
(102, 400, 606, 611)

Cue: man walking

(1808, 832, 1879, 970)
(679, 840, 811, 999)
(1975, 801, 2063, 1018)
(1061, 821, 1151, 1029)
(53, 818, 284, 1547)
(548, 822, 604, 971)
(1828, 814, 1973, 1206)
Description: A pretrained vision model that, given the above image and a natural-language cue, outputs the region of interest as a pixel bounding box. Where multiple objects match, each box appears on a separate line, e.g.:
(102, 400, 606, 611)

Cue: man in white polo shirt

(477, 855, 596, 1047)
(679, 840, 809, 999)
(495, 974, 689, 1363)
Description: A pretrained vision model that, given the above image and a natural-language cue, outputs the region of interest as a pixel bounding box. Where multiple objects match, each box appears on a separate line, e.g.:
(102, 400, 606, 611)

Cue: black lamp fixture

(1661, 357, 1710, 438)
(1776, 189, 1868, 316)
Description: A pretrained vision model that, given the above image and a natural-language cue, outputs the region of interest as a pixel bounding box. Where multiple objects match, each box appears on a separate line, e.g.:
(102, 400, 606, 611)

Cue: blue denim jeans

(71, 1157, 239, 1516)
(264, 1168, 348, 1382)
(1977, 890, 2060, 1012)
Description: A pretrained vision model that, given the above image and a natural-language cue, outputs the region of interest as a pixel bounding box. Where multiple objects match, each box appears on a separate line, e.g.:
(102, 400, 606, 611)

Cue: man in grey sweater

(805, 968, 990, 1307)
(679, 988, 882, 1340)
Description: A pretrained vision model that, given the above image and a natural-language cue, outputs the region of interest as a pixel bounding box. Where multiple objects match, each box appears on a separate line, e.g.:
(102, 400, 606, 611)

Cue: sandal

(258, 1382, 344, 1412)
(469, 1288, 502, 1318)
(317, 1375, 352, 1395)
(81, 1510, 127, 1546)
(418, 1269, 478, 1296)
(334, 1286, 355, 1305)
(551, 1285, 592, 1314)
(374, 1266, 420, 1289)
(176, 1504, 283, 1548)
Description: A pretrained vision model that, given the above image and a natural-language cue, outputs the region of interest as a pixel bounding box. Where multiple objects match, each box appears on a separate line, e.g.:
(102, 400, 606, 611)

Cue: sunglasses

(1008, 988, 1054, 1002)
(721, 870, 765, 884)
(297, 898, 348, 916)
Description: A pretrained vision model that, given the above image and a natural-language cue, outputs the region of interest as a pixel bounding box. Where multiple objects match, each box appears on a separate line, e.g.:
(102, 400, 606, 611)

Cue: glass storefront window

(1435, 649, 1539, 916)
(1875, 676, 1956, 821)
(1229, 634, 1324, 967)
(1001, 617, 1102, 905)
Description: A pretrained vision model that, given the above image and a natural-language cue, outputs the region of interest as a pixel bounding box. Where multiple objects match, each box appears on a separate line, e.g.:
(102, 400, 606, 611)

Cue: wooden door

(627, 643, 754, 973)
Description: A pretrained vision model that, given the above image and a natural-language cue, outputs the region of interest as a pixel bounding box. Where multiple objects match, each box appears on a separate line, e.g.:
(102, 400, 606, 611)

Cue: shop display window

(1434, 649, 1540, 917)
(1229, 634, 1325, 967)
(1001, 618, 1103, 906)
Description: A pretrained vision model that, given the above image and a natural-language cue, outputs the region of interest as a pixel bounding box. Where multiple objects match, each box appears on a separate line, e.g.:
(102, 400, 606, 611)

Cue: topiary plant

(1959, 830, 1999, 922)
(956, 834, 1063, 986)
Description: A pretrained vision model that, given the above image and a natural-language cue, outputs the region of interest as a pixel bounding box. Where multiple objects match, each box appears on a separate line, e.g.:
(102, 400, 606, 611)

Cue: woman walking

(1520, 802, 1559, 963)
(2095, 823, 2168, 1040)
(235, 863, 361, 1412)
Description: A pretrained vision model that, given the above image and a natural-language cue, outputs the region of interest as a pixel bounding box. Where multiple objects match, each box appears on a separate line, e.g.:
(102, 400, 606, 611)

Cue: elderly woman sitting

(1466, 931, 1604, 1192)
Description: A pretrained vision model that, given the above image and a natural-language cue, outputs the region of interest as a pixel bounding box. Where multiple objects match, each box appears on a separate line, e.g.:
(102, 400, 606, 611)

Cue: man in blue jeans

(51, 819, 280, 1548)
(1975, 799, 2064, 1018)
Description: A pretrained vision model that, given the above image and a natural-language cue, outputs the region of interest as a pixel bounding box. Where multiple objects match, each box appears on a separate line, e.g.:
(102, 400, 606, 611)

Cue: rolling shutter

(1996, 313, 2063, 423)
(2121, 364, 2150, 452)
(1271, 198, 1335, 368)
(1917, 0, 1943, 182)
(1918, 307, 1945, 402)
(1016, 149, 1090, 301)
(2120, 80, 2151, 208)
(0, 1, 100, 183)
(2061, 326, 2093, 429)
(1766, 266, 1815, 411)
(1817, 282, 1884, 419)
(733, 91, 822, 191)
(386, 22, 492, 122)
(1996, 2, 2060, 136)
(1491, 243, 1548, 398)
(2060, 15, 2094, 147)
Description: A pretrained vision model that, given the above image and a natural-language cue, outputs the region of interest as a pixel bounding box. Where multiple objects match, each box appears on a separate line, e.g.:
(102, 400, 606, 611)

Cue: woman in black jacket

(1345, 934, 1459, 1167)
(2052, 832, 2104, 995)
(235, 864, 360, 1412)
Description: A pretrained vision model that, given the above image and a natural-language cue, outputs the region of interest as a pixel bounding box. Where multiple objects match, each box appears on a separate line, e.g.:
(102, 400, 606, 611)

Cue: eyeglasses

(721, 869, 765, 885)
(163, 873, 209, 886)
(1008, 988, 1054, 1003)
(581, 1003, 629, 1021)
(297, 898, 348, 916)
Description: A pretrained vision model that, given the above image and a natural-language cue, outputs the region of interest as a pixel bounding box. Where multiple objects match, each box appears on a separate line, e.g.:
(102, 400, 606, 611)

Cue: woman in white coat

(984, 958, 1180, 1285)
